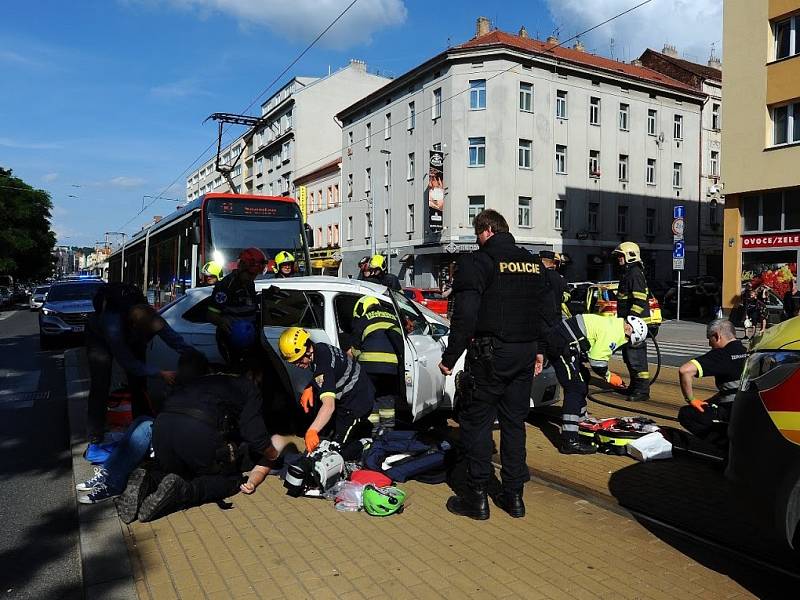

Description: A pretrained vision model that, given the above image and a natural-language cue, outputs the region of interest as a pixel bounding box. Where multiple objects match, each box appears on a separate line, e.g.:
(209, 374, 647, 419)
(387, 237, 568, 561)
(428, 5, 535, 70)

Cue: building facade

(294, 159, 343, 275)
(337, 19, 706, 288)
(721, 0, 800, 310)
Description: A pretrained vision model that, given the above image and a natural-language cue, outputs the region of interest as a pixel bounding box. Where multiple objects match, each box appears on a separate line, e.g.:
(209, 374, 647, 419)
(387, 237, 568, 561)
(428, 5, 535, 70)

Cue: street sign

(673, 205, 685, 219)
(673, 257, 685, 270)
(673, 240, 685, 258)
(672, 218, 685, 239)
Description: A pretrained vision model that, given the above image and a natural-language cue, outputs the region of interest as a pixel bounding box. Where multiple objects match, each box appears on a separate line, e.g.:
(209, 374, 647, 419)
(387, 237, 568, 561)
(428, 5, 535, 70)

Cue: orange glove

(690, 399, 708, 413)
(304, 429, 320, 453)
(300, 386, 314, 413)
(606, 372, 626, 388)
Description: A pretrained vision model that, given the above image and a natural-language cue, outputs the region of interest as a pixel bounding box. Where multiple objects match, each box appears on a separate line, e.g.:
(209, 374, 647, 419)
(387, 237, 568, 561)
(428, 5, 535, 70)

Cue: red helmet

(238, 247, 268, 274)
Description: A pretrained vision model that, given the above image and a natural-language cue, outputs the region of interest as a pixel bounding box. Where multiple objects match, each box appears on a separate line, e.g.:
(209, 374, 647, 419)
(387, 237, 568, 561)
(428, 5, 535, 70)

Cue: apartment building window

(518, 139, 532, 169)
(646, 208, 656, 236)
(365, 212, 372, 239)
(308, 191, 315, 214)
(283, 174, 290, 194)
(647, 109, 657, 136)
(673, 114, 683, 140)
(742, 191, 800, 232)
(556, 90, 568, 119)
(711, 103, 721, 130)
(333, 184, 339, 206)
(555, 144, 567, 174)
(366, 123, 373, 149)
(407, 204, 415, 232)
(432, 88, 442, 119)
(316, 227, 323, 248)
(518, 196, 531, 227)
(646, 158, 656, 185)
(618, 154, 629, 182)
(333, 223, 339, 246)
(347, 216, 353, 240)
(617, 205, 629, 234)
(327, 225, 332, 247)
(347, 131, 353, 148)
(774, 16, 798, 60)
(619, 103, 630, 131)
(468, 196, 485, 225)
(384, 159, 391, 188)
(384, 208, 390, 236)
(384, 113, 392, 139)
(470, 80, 486, 110)
(347, 173, 353, 197)
(365, 167, 371, 193)
(282, 140, 291, 162)
(710, 150, 720, 176)
(327, 186, 333, 208)
(673, 162, 683, 188)
(554, 199, 566, 230)
(772, 101, 800, 145)
(588, 202, 599, 232)
(468, 137, 486, 167)
(256, 157, 264, 176)
(588, 150, 600, 177)
(589, 97, 601, 125)
(407, 152, 415, 180)
(286, 111, 293, 130)
(408, 101, 416, 130)
(519, 82, 533, 112)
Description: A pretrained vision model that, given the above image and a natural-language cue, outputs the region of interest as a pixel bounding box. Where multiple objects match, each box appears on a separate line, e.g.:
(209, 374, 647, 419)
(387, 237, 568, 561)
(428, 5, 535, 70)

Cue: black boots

(115, 468, 153, 524)
(138, 474, 191, 523)
(493, 490, 525, 518)
(559, 438, 597, 455)
(446, 487, 490, 520)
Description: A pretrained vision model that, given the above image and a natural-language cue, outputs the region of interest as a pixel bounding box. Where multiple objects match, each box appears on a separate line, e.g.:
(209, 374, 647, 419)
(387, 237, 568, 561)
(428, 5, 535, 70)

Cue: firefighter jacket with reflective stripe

(442, 232, 555, 368)
(616, 263, 651, 322)
(310, 343, 372, 415)
(351, 308, 405, 376)
(558, 314, 628, 377)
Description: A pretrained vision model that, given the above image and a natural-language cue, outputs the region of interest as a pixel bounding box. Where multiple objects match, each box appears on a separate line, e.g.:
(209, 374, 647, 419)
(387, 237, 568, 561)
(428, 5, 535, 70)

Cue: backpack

(93, 282, 146, 314)
(363, 430, 452, 484)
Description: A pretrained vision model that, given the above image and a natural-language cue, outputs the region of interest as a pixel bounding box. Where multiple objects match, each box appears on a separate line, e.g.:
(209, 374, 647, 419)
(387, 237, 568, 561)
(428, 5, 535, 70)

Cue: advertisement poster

(427, 150, 444, 231)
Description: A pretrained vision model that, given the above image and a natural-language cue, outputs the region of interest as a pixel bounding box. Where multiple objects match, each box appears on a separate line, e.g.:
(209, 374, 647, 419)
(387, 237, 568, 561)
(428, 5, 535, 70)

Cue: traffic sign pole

(672, 205, 685, 322)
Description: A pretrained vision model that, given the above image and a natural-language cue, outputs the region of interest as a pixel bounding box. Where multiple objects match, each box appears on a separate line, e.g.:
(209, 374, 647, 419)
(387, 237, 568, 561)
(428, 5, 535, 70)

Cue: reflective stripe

(589, 359, 608, 370)
(635, 372, 650, 379)
(320, 392, 336, 400)
(690, 359, 704, 378)
(208, 306, 222, 314)
(563, 414, 582, 423)
(335, 360, 353, 387)
(632, 291, 649, 300)
(616, 292, 629, 299)
(358, 351, 399, 364)
(562, 423, 579, 432)
(363, 321, 402, 338)
(337, 363, 361, 399)
(631, 305, 645, 314)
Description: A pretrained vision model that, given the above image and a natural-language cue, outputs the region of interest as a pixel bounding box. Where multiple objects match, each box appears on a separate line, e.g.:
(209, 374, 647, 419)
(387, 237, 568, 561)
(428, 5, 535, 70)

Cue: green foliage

(0, 166, 58, 280)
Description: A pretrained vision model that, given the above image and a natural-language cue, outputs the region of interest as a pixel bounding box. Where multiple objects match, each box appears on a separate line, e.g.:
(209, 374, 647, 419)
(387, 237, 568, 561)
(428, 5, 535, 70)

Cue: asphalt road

(0, 307, 82, 599)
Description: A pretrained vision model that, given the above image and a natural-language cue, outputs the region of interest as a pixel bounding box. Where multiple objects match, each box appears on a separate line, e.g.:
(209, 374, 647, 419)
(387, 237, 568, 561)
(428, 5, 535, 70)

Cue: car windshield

(34, 287, 49, 294)
(415, 301, 450, 326)
(46, 283, 102, 302)
(421, 290, 445, 299)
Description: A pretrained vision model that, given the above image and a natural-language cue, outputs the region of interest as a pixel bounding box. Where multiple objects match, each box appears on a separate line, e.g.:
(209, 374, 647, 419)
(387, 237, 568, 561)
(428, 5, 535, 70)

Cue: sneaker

(138, 474, 191, 523)
(115, 468, 152, 524)
(78, 483, 120, 504)
(76, 467, 108, 492)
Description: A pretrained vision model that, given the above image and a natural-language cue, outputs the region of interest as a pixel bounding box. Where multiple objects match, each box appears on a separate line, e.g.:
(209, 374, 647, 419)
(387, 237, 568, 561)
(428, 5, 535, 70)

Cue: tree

(0, 167, 58, 280)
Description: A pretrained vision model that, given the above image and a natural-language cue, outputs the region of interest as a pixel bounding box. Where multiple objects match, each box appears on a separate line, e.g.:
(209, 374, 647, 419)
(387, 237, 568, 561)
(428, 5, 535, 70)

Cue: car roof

(185, 275, 390, 299)
(751, 317, 800, 351)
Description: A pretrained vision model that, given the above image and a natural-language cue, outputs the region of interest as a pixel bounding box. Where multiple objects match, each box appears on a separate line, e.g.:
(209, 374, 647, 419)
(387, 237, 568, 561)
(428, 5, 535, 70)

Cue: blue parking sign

(673, 205, 685, 219)
(673, 240, 685, 258)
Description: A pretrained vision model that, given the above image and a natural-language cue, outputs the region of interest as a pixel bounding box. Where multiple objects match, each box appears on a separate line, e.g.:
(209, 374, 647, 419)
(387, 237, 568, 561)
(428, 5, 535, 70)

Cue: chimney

(546, 35, 559, 45)
(349, 58, 366, 72)
(662, 43, 678, 58)
(476, 16, 490, 38)
(631, 59, 643, 67)
(708, 55, 722, 70)
(153, 215, 162, 223)
(519, 25, 529, 39)
(573, 40, 585, 52)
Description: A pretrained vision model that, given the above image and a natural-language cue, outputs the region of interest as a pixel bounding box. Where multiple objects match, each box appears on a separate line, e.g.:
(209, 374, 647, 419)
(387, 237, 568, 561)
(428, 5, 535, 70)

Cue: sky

(0, 0, 721, 248)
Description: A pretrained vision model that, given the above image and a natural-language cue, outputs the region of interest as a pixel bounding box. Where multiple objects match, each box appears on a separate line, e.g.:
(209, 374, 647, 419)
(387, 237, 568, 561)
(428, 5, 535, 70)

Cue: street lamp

(380, 149, 392, 272)
(106, 231, 127, 282)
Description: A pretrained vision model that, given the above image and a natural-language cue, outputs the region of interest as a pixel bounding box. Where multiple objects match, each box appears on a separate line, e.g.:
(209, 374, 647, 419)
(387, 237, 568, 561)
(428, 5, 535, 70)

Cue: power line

(117, 0, 361, 233)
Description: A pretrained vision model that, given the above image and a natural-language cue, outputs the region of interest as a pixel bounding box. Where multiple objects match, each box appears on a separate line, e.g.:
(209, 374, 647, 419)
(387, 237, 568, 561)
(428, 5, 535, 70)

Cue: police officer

(350, 296, 404, 432)
(546, 313, 648, 454)
(273, 250, 297, 278)
(365, 255, 402, 291)
(539, 250, 571, 325)
(439, 209, 555, 520)
(207, 247, 266, 367)
(677, 319, 748, 449)
(613, 241, 652, 401)
(278, 327, 375, 459)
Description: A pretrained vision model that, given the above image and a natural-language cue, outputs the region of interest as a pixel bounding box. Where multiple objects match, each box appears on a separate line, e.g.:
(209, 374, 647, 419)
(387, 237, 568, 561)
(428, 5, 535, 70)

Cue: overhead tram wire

(279, 0, 656, 182)
(116, 0, 361, 233)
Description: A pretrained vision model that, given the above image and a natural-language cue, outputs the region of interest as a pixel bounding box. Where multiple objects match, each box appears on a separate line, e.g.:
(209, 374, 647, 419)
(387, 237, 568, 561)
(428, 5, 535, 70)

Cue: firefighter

(439, 209, 556, 520)
(365, 254, 402, 291)
(200, 261, 223, 286)
(350, 296, 404, 432)
(278, 327, 375, 459)
(273, 250, 297, 278)
(207, 247, 266, 367)
(539, 250, 571, 323)
(546, 313, 649, 454)
(613, 241, 652, 401)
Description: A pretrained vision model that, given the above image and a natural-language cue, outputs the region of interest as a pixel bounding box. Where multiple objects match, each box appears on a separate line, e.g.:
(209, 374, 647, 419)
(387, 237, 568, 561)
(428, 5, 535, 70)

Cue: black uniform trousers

(151, 413, 244, 506)
(622, 343, 650, 394)
(549, 352, 590, 442)
(85, 315, 148, 442)
(327, 376, 375, 461)
(459, 338, 536, 492)
(677, 398, 732, 449)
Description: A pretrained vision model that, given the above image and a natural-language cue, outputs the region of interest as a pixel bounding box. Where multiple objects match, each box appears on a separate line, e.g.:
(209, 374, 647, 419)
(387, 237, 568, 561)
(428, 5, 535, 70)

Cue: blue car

(39, 280, 104, 347)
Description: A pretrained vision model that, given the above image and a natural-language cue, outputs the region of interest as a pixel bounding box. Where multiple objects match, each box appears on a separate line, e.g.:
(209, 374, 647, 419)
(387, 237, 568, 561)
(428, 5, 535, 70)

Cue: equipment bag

(363, 431, 451, 483)
(106, 389, 133, 430)
(578, 416, 660, 456)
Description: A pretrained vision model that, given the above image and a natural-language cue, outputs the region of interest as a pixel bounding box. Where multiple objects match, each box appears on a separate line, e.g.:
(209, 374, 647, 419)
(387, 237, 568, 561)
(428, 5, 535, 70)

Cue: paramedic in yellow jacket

(545, 314, 648, 454)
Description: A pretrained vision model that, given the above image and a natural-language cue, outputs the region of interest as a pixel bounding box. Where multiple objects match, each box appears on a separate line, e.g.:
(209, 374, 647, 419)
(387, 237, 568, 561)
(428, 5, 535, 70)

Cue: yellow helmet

(353, 296, 380, 318)
(613, 241, 641, 264)
(369, 254, 386, 271)
(201, 261, 223, 278)
(275, 250, 296, 267)
(279, 327, 310, 363)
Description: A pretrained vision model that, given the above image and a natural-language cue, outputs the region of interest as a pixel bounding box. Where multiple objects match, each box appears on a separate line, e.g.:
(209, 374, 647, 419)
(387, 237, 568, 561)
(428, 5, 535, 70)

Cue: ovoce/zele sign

(741, 234, 800, 249)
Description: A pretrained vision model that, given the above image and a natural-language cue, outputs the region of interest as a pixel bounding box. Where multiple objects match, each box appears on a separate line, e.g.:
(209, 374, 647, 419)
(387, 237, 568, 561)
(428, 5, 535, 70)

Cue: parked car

(402, 287, 450, 316)
(0, 287, 12, 308)
(29, 285, 50, 311)
(148, 276, 560, 420)
(39, 280, 103, 347)
(726, 316, 800, 549)
(568, 281, 662, 335)
(729, 287, 785, 327)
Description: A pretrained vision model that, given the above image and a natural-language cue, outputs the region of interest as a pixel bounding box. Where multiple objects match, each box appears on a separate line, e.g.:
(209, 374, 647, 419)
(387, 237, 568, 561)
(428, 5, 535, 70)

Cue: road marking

(0, 311, 16, 321)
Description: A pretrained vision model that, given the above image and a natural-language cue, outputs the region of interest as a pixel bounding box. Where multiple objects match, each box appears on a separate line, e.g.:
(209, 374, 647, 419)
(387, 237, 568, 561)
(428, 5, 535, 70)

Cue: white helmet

(625, 316, 648, 347)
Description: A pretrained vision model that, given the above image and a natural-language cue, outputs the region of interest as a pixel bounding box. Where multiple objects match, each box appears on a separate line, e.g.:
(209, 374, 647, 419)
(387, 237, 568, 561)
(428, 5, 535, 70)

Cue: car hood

(43, 300, 95, 314)
(751, 316, 800, 351)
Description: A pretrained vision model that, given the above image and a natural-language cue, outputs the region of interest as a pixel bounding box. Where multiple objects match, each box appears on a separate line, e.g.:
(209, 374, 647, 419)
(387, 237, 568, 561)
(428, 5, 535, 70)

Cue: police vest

(475, 238, 550, 342)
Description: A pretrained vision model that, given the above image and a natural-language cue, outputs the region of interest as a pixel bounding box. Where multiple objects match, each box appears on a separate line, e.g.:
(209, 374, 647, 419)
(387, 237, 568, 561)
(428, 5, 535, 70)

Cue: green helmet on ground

(362, 484, 406, 516)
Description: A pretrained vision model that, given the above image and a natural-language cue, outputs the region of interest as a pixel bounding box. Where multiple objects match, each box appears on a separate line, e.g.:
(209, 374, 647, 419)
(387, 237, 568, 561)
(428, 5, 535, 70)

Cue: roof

(293, 158, 342, 185)
(457, 31, 702, 96)
(639, 49, 722, 83)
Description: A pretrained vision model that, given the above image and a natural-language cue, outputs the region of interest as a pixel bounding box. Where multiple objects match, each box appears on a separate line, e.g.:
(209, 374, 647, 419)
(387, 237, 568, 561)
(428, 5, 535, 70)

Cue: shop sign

(445, 242, 479, 253)
(297, 185, 307, 222)
(741, 234, 800, 249)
